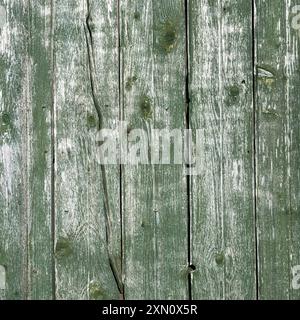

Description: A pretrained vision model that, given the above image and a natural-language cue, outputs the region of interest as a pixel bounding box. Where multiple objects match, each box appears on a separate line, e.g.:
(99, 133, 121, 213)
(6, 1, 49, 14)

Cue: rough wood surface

(255, 0, 300, 299)
(0, 0, 300, 300)
(0, 0, 53, 300)
(0, 0, 29, 300)
(189, 0, 256, 299)
(121, 0, 189, 299)
(27, 0, 53, 300)
(53, 0, 120, 299)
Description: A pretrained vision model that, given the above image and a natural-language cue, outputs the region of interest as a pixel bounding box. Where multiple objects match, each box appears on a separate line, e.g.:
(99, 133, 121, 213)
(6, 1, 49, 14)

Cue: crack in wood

(84, 1, 103, 130)
(84, 0, 123, 295)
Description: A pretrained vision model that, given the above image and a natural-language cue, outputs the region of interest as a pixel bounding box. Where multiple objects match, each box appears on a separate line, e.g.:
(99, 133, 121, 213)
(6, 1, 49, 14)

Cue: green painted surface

(28, 0, 53, 300)
(120, 0, 188, 299)
(53, 0, 120, 299)
(0, 0, 29, 300)
(255, 0, 300, 300)
(189, 0, 256, 299)
(0, 0, 300, 300)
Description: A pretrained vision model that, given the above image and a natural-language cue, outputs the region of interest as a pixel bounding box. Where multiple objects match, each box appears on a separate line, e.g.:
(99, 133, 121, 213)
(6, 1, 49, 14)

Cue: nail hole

(188, 264, 196, 272)
(185, 163, 195, 169)
(127, 126, 132, 134)
(134, 12, 140, 20)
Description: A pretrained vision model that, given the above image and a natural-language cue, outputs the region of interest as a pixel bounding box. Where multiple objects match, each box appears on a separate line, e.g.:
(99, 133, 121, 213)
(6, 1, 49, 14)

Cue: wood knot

(215, 252, 225, 266)
(140, 95, 152, 119)
(87, 112, 97, 128)
(89, 281, 107, 300)
(157, 19, 179, 54)
(125, 75, 138, 91)
(55, 237, 73, 258)
(134, 12, 140, 20)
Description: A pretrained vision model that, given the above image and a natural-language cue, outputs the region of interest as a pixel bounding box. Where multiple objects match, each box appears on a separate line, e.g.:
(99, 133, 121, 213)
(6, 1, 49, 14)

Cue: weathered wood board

(255, 0, 300, 299)
(0, 0, 53, 300)
(120, 0, 188, 299)
(53, 0, 121, 299)
(189, 0, 256, 299)
(0, 0, 299, 300)
(0, 0, 30, 300)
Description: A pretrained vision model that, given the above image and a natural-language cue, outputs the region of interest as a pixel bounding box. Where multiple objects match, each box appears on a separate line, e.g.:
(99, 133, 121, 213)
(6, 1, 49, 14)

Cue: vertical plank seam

(24, 0, 32, 299)
(185, 0, 192, 301)
(252, 0, 259, 300)
(117, 0, 125, 301)
(50, 0, 56, 300)
(285, 2, 291, 300)
(217, 0, 226, 299)
(150, 4, 158, 299)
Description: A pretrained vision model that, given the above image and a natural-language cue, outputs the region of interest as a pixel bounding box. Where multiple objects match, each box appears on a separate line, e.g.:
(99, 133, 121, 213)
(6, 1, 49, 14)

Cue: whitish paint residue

(0, 144, 14, 197)
(0, 6, 6, 29)
(0, 265, 5, 290)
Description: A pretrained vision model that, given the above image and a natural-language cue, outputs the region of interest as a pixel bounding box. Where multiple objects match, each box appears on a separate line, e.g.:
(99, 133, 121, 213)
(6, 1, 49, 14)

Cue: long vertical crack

(50, 0, 56, 300)
(252, 0, 259, 300)
(84, 3, 103, 129)
(24, 0, 32, 299)
(84, 0, 123, 295)
(185, 0, 192, 300)
(117, 0, 124, 300)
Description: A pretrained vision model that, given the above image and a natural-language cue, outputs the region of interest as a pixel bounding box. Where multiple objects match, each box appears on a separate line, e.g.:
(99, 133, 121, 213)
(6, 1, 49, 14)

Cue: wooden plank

(1, 0, 299, 301)
(53, 0, 121, 299)
(289, 1, 300, 300)
(0, 0, 54, 300)
(0, 0, 53, 300)
(255, 0, 300, 299)
(0, 0, 29, 300)
(27, 0, 53, 300)
(189, 0, 256, 299)
(120, 0, 189, 299)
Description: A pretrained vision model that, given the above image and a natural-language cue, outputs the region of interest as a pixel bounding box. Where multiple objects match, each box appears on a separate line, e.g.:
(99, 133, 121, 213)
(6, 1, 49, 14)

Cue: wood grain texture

(27, 0, 53, 299)
(120, 0, 189, 299)
(288, 0, 300, 300)
(0, 0, 53, 300)
(1, 0, 300, 300)
(53, 0, 121, 299)
(189, 0, 256, 299)
(0, 0, 29, 300)
(255, 0, 300, 299)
